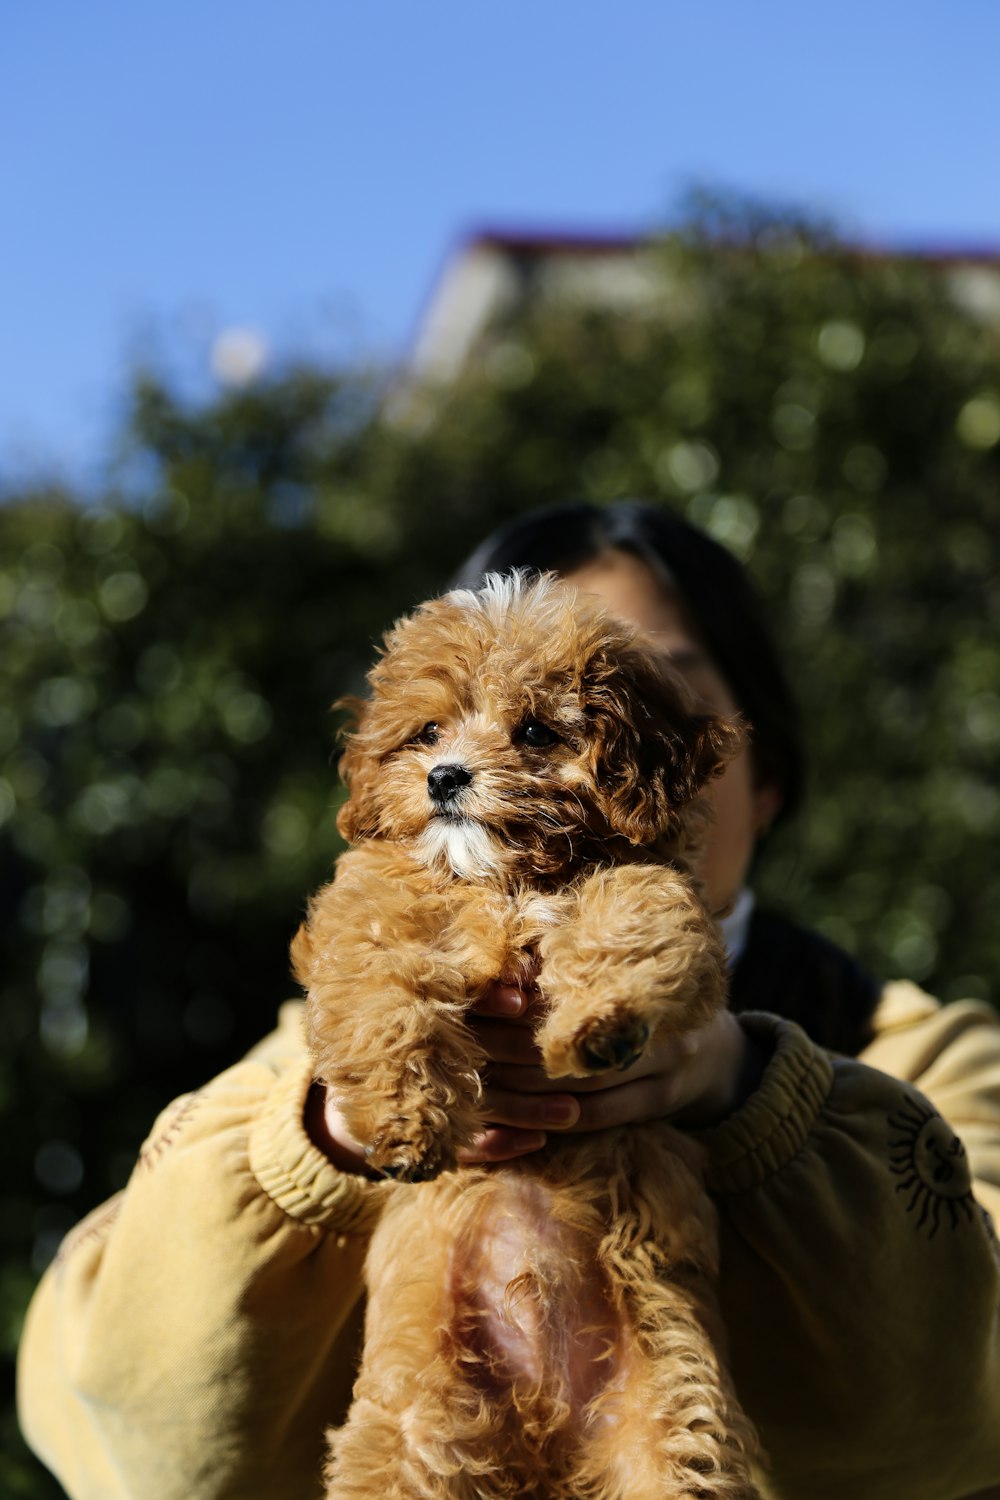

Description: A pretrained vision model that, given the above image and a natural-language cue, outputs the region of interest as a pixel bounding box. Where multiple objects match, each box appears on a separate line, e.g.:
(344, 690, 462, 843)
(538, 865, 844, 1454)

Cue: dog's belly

(448, 1170, 628, 1434)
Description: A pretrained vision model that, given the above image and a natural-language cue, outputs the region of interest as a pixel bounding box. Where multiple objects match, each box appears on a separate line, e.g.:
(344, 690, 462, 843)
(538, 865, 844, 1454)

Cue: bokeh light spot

(702, 494, 759, 560)
(956, 393, 1000, 450)
(772, 402, 816, 451)
(34, 1141, 84, 1195)
(657, 439, 719, 493)
(816, 319, 866, 371)
(211, 327, 269, 387)
(831, 514, 878, 577)
(99, 571, 149, 621)
(262, 802, 309, 856)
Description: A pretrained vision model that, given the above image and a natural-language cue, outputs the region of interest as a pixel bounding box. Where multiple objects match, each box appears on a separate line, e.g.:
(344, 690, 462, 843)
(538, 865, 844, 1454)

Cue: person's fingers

(484, 1052, 659, 1093)
(457, 1126, 548, 1165)
(473, 1065, 683, 1145)
(568, 1074, 684, 1131)
(477, 1021, 688, 1087)
(474, 970, 545, 1011)
(471, 983, 529, 1018)
(471, 1019, 545, 1066)
(550, 1018, 745, 1130)
(460, 1030, 743, 1159)
(470, 992, 736, 1130)
(478, 1083, 581, 1131)
(483, 1060, 555, 1091)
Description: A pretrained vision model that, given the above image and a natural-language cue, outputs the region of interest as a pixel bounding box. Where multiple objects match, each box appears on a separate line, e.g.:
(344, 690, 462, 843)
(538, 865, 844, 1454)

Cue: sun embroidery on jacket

(887, 1096, 975, 1237)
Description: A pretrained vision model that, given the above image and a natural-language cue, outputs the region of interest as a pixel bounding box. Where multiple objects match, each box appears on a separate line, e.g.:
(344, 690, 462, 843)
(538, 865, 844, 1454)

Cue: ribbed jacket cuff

(690, 1014, 834, 1195)
(248, 1056, 396, 1234)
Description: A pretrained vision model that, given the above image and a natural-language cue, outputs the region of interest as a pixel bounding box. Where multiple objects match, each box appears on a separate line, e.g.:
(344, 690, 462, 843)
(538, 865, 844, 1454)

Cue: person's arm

(17, 1002, 395, 1500)
(687, 988, 1000, 1500)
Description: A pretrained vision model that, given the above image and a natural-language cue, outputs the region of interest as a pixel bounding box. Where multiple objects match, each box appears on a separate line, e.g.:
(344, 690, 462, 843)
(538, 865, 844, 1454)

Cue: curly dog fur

(292, 573, 762, 1499)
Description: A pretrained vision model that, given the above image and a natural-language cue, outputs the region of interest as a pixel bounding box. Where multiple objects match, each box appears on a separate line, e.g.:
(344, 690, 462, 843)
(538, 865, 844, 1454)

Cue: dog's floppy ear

(584, 645, 744, 845)
(334, 696, 383, 844)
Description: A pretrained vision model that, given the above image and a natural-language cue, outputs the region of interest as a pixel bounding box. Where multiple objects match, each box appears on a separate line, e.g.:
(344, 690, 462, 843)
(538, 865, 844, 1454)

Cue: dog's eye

(411, 722, 440, 747)
(515, 716, 561, 749)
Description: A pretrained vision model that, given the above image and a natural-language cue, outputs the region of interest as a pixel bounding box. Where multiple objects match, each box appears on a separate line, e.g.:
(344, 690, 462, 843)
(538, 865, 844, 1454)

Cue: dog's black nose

(427, 763, 473, 803)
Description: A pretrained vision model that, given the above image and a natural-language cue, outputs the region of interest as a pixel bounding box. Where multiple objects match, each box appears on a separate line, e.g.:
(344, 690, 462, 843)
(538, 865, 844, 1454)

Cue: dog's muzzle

(427, 763, 473, 807)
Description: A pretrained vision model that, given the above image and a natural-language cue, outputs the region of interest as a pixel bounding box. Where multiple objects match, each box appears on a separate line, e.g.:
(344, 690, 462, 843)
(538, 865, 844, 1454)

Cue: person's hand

(305, 1079, 378, 1178)
(459, 977, 768, 1165)
(306, 980, 768, 1175)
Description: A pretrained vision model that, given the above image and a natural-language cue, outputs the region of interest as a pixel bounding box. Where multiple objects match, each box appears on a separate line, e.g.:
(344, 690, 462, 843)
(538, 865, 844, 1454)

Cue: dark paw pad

(371, 1156, 441, 1183)
(365, 1123, 449, 1183)
(579, 1018, 650, 1073)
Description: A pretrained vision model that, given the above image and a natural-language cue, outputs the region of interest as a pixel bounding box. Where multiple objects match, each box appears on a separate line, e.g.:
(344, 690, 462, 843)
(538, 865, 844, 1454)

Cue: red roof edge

(459, 224, 1000, 267)
(463, 226, 643, 258)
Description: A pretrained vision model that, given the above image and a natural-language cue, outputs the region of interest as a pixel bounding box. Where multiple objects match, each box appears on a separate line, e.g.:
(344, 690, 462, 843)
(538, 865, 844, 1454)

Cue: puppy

(293, 573, 761, 1500)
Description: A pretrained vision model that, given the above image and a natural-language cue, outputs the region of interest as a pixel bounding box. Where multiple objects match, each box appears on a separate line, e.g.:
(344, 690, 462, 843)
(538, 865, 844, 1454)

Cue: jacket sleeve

(691, 984, 1000, 1500)
(16, 1002, 395, 1500)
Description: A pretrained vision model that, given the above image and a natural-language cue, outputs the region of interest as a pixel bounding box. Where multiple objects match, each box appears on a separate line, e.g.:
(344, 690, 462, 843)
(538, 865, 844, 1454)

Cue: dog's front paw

(542, 1008, 651, 1078)
(579, 1013, 651, 1072)
(365, 1118, 455, 1182)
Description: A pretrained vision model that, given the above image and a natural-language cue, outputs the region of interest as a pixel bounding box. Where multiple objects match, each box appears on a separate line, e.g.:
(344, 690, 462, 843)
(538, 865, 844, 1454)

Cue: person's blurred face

(563, 550, 781, 914)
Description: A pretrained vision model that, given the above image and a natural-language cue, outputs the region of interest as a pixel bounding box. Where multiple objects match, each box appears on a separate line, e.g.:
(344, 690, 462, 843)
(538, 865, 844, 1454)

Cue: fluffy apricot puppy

(292, 573, 761, 1500)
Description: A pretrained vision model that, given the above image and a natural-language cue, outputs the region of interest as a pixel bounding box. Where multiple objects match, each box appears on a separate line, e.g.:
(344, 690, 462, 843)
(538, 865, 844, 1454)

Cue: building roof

(409, 226, 1000, 386)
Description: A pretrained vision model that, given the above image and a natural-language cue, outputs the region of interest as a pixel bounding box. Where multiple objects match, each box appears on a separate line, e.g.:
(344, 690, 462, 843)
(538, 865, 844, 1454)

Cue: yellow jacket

(17, 982, 1000, 1500)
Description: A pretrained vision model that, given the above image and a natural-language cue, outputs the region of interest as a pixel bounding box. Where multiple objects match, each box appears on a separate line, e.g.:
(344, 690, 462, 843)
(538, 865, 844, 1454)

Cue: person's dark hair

(451, 500, 805, 821)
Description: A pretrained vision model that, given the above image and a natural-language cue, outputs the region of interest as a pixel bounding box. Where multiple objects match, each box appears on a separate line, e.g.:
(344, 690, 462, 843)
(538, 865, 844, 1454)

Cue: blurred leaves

(3, 200, 1000, 1493)
(381, 210, 1000, 1003)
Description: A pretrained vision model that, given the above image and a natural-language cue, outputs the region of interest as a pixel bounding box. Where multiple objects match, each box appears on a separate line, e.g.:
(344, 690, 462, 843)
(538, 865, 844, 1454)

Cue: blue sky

(3, 0, 999, 487)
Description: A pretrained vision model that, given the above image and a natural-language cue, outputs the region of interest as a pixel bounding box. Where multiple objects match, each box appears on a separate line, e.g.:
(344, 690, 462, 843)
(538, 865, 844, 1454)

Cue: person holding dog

(18, 501, 1000, 1500)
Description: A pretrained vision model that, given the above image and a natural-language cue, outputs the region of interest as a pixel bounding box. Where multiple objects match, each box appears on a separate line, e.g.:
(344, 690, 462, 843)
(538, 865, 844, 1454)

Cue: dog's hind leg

(572, 1134, 762, 1500)
(324, 1394, 514, 1500)
(575, 1285, 762, 1500)
(324, 1179, 527, 1500)
(534, 863, 727, 1081)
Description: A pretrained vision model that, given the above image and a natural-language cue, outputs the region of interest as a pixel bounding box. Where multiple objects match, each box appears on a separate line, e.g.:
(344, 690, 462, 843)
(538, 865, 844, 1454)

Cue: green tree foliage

(3, 206, 999, 1494)
(385, 205, 1000, 997)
